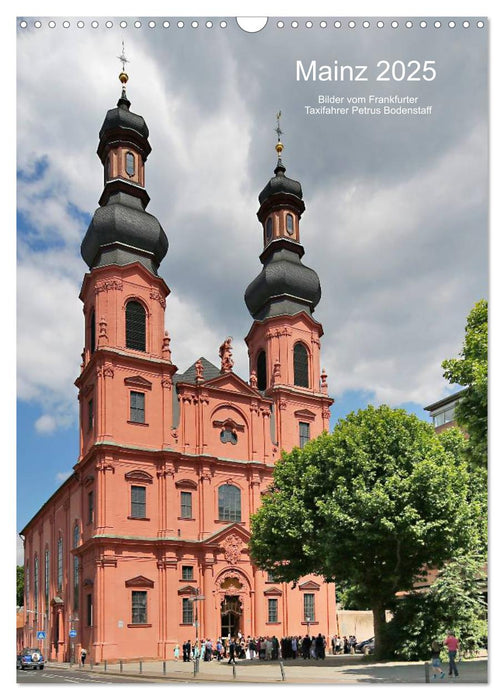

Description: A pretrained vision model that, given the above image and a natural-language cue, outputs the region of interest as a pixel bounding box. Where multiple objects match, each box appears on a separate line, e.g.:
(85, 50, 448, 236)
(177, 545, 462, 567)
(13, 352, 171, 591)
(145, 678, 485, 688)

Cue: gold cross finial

(275, 111, 284, 155)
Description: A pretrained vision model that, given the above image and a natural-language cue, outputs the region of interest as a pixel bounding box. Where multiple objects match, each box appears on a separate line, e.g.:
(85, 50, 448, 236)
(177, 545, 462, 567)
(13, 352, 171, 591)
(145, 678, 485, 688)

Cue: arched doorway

(220, 595, 242, 638)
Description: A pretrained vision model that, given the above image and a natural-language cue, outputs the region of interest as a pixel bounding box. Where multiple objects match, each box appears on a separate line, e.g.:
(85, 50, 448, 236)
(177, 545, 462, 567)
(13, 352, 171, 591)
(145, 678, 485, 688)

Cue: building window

(125, 300, 146, 352)
(257, 350, 267, 391)
(86, 593, 93, 626)
(130, 391, 145, 423)
(88, 491, 94, 524)
(218, 484, 241, 522)
(131, 485, 146, 518)
(299, 422, 310, 448)
(180, 491, 192, 519)
(90, 309, 96, 354)
(34, 555, 39, 615)
(57, 537, 63, 591)
(268, 598, 278, 623)
(433, 406, 456, 427)
(220, 428, 238, 445)
(266, 217, 273, 241)
(182, 598, 194, 624)
(73, 524, 80, 611)
(88, 398, 94, 432)
(286, 213, 294, 235)
(44, 550, 49, 609)
(182, 565, 194, 581)
(125, 151, 135, 177)
(304, 593, 315, 621)
(132, 591, 147, 624)
(293, 342, 309, 388)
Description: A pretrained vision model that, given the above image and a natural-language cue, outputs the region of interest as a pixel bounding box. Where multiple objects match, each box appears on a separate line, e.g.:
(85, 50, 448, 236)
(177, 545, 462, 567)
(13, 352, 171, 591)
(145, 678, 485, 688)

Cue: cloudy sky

(16, 13, 488, 559)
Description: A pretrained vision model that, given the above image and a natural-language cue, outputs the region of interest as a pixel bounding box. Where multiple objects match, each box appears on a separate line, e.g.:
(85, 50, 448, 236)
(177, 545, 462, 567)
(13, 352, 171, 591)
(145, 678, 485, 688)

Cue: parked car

(17, 647, 44, 670)
(355, 637, 375, 654)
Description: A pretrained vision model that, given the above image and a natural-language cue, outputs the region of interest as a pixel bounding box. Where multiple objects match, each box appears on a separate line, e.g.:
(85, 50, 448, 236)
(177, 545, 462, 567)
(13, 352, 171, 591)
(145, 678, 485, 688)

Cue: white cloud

(34, 414, 58, 435)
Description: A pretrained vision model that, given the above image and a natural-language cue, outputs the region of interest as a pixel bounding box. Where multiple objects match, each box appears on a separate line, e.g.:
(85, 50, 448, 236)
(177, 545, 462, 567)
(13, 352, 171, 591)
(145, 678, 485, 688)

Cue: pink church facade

(20, 72, 336, 663)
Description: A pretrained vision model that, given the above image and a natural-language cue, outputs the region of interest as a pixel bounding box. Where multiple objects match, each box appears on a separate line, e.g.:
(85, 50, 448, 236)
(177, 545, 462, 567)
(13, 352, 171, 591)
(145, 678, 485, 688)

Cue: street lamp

(188, 589, 205, 671)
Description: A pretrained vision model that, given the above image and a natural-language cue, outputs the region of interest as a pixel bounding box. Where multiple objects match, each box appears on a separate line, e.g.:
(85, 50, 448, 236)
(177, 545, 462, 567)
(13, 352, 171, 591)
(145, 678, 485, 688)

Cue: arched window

(34, 555, 39, 615)
(266, 217, 273, 242)
(286, 213, 294, 235)
(73, 524, 80, 611)
(257, 350, 267, 391)
(126, 300, 146, 351)
(125, 151, 135, 177)
(90, 309, 96, 355)
(218, 484, 241, 522)
(293, 342, 309, 388)
(57, 536, 63, 592)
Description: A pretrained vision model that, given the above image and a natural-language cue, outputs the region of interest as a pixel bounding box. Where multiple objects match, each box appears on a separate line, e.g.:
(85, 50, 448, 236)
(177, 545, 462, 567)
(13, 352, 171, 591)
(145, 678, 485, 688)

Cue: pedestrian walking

(80, 648, 87, 666)
(174, 643, 180, 661)
(228, 637, 237, 664)
(444, 631, 460, 678)
(430, 641, 445, 680)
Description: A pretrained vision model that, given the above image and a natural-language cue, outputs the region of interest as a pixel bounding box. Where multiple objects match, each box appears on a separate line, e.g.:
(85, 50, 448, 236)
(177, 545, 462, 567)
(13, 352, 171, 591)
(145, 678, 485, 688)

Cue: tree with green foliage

(249, 406, 478, 658)
(442, 299, 488, 471)
(384, 552, 487, 660)
(17, 565, 24, 608)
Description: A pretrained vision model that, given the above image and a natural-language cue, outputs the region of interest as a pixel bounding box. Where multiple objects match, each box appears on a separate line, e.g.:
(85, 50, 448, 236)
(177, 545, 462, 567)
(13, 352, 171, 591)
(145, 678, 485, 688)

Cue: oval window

(125, 152, 135, 177)
(286, 213, 294, 235)
(266, 217, 273, 241)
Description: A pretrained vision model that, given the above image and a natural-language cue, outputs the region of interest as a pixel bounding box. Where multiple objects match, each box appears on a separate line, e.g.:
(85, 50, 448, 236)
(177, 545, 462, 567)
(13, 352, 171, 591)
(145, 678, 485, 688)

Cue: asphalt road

(17, 667, 156, 684)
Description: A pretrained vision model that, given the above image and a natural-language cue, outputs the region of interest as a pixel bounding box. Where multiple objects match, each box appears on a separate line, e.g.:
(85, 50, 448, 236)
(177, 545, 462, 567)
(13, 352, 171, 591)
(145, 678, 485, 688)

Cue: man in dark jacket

(228, 638, 237, 664)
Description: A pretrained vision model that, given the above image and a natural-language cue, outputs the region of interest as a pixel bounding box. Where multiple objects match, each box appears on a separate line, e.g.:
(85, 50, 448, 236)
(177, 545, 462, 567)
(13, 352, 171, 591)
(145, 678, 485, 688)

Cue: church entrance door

(220, 595, 241, 638)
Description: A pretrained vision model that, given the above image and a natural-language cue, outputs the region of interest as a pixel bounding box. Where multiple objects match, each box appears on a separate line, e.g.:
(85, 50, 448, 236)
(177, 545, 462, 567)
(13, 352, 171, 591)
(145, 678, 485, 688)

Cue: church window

(130, 391, 145, 423)
(34, 555, 39, 615)
(182, 598, 194, 624)
(304, 593, 315, 621)
(44, 549, 49, 610)
(220, 429, 238, 444)
(182, 565, 194, 581)
(90, 309, 96, 354)
(86, 593, 93, 626)
(125, 151, 135, 177)
(125, 300, 146, 351)
(87, 398, 94, 432)
(57, 537, 63, 591)
(257, 350, 267, 391)
(299, 421, 310, 448)
(132, 591, 147, 624)
(131, 486, 146, 518)
(180, 492, 192, 519)
(293, 342, 309, 388)
(268, 598, 278, 623)
(73, 524, 80, 611)
(286, 213, 294, 235)
(218, 484, 241, 522)
(266, 217, 273, 241)
(87, 491, 94, 524)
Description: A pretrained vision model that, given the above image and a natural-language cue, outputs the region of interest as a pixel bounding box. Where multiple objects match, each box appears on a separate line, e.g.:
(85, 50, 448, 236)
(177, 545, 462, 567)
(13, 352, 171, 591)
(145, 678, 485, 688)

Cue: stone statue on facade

(219, 337, 234, 373)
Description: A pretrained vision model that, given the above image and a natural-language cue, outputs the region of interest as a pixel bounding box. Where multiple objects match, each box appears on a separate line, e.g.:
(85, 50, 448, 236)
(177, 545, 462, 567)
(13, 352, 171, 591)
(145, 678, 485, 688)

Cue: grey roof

(258, 159, 303, 205)
(174, 357, 221, 385)
(99, 92, 149, 142)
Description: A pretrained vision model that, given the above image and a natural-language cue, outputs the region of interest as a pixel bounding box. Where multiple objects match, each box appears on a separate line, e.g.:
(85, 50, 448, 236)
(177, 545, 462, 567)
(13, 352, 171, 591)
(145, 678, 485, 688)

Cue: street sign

(37, 631, 46, 639)
(69, 630, 77, 638)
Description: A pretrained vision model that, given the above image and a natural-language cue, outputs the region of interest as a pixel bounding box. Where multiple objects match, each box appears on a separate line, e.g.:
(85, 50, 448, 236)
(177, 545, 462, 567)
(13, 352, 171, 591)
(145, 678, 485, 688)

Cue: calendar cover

(16, 16, 488, 683)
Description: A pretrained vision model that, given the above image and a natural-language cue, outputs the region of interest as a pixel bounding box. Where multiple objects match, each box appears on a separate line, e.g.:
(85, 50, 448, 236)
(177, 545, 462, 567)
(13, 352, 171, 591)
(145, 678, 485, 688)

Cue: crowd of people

(173, 633, 365, 662)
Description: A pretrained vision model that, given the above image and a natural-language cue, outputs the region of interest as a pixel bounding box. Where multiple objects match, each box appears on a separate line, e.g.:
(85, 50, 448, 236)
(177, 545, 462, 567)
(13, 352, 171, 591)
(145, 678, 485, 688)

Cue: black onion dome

(245, 246, 321, 321)
(258, 159, 303, 205)
(99, 95, 149, 142)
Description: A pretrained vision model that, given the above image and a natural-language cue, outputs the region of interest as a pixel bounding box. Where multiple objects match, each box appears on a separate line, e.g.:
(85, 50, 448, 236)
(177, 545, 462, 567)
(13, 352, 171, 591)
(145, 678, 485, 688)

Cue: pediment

(213, 418, 245, 433)
(125, 469, 153, 483)
(124, 375, 153, 390)
(125, 575, 155, 588)
(178, 585, 198, 595)
(175, 479, 198, 490)
(203, 372, 263, 398)
(203, 522, 250, 546)
(298, 579, 320, 591)
(294, 409, 317, 421)
(264, 587, 283, 596)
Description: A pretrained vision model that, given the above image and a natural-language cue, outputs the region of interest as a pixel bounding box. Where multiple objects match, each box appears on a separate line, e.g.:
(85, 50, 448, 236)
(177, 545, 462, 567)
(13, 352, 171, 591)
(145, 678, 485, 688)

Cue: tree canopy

(249, 405, 478, 657)
(442, 299, 488, 471)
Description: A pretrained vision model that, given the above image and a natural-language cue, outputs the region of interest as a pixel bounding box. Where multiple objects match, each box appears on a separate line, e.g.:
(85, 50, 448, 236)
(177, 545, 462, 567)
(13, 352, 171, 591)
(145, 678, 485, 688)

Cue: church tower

(245, 122, 333, 451)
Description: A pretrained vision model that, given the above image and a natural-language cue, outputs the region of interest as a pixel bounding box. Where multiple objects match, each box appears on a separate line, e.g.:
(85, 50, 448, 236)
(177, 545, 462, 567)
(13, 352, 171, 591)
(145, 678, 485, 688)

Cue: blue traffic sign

(37, 631, 46, 639)
(69, 630, 77, 638)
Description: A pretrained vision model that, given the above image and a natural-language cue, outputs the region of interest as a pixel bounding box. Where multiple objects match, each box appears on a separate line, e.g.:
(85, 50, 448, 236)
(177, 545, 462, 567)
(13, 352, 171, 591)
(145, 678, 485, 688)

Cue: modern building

(19, 69, 336, 662)
(424, 390, 464, 433)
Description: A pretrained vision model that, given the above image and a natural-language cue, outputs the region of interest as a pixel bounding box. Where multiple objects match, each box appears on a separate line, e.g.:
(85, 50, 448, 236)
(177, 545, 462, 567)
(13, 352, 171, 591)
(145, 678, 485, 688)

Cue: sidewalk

(46, 654, 488, 684)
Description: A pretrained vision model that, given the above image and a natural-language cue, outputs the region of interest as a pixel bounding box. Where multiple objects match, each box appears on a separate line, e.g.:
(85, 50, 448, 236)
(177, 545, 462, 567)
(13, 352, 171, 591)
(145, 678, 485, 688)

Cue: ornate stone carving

(161, 377, 172, 390)
(273, 359, 281, 384)
(320, 368, 328, 391)
(103, 365, 114, 378)
(162, 331, 172, 361)
(219, 337, 234, 373)
(322, 408, 331, 419)
(279, 400, 288, 411)
(249, 370, 258, 389)
(98, 317, 108, 346)
(195, 358, 204, 382)
(95, 280, 123, 294)
(150, 289, 166, 309)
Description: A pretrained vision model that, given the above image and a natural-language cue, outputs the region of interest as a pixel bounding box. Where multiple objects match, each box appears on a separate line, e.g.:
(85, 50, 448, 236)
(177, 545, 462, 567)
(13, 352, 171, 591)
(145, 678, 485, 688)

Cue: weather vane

(118, 41, 129, 72)
(275, 110, 283, 142)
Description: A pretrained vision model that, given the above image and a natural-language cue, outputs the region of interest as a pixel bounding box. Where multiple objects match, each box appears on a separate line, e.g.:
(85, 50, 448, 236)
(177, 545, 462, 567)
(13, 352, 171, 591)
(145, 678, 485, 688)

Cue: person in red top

(444, 631, 460, 677)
